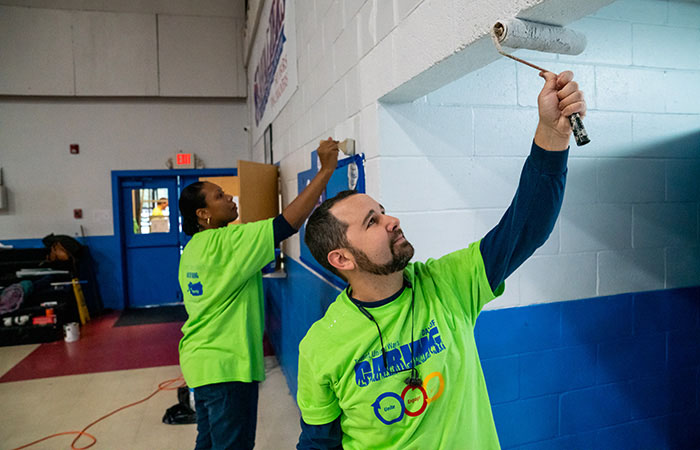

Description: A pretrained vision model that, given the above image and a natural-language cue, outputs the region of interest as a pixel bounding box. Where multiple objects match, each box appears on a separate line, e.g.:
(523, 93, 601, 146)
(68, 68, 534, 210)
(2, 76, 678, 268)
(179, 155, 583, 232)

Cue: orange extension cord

(11, 376, 186, 450)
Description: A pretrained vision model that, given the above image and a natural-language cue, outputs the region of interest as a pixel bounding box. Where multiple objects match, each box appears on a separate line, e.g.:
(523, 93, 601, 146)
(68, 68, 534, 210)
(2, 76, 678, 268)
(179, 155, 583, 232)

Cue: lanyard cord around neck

(352, 279, 422, 387)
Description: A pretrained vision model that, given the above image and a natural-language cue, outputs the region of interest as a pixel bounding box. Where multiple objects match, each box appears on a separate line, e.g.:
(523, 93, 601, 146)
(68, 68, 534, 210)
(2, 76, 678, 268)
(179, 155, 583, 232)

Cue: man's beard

(348, 232, 415, 276)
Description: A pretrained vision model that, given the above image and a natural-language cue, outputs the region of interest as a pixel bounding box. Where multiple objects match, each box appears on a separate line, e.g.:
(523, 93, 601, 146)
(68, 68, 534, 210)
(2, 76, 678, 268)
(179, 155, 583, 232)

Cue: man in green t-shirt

(178, 138, 338, 450)
(297, 71, 586, 449)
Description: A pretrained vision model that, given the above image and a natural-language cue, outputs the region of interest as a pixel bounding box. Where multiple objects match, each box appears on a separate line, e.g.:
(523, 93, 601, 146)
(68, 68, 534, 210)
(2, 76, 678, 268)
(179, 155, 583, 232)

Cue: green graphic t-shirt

(178, 218, 274, 388)
(297, 241, 504, 449)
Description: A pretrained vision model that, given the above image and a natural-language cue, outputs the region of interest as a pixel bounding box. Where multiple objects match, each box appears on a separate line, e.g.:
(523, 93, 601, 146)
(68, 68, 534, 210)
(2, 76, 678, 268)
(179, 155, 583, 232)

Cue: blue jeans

(193, 381, 259, 450)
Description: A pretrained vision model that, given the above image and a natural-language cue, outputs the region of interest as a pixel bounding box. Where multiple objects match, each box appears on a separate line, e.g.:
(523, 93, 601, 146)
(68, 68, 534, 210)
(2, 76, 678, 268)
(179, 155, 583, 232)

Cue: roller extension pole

(491, 19, 590, 146)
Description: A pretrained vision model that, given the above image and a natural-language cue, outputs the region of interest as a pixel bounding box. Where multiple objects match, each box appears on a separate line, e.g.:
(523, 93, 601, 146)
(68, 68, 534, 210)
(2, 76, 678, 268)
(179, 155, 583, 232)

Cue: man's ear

(328, 249, 355, 273)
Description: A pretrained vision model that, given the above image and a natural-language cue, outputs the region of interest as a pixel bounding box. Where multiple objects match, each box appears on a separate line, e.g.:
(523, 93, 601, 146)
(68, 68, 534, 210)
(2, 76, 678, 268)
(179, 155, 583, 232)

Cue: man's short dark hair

(304, 190, 359, 279)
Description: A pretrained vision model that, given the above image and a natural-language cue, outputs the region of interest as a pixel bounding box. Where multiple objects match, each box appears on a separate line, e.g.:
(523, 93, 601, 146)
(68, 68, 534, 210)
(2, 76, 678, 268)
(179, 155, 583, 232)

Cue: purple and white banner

(249, 0, 297, 143)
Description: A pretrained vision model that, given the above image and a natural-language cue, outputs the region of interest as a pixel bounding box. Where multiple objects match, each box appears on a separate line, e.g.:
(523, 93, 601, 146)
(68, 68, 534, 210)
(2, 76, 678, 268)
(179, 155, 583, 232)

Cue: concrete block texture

(560, 203, 633, 252)
(580, 112, 633, 158)
(344, 66, 362, 118)
(668, 0, 700, 28)
(666, 246, 700, 289)
(475, 209, 561, 256)
(269, 0, 700, 310)
(321, 0, 344, 52)
(633, 202, 698, 249)
(334, 22, 360, 80)
(427, 59, 518, 107)
(596, 334, 666, 383)
(633, 24, 700, 70)
(333, 113, 361, 150)
(593, 0, 668, 24)
(482, 278, 521, 310)
(563, 157, 598, 205)
(518, 252, 598, 303)
(359, 103, 380, 160)
(480, 356, 520, 404)
(395, 210, 477, 263)
(560, 382, 631, 434)
(634, 288, 700, 334)
(476, 302, 563, 357)
(596, 66, 666, 113)
(598, 248, 665, 295)
(597, 158, 665, 203)
(375, 0, 397, 44)
(518, 346, 596, 398)
(359, 36, 395, 108)
(325, 81, 348, 129)
(559, 18, 632, 66)
(362, 157, 382, 199)
(664, 70, 700, 114)
(315, 0, 334, 20)
(356, 0, 377, 58)
(391, 0, 459, 91)
(473, 107, 540, 156)
(395, 0, 423, 21)
(632, 113, 700, 158)
(380, 156, 525, 211)
(379, 103, 474, 157)
(342, 0, 367, 27)
(560, 295, 634, 345)
(295, 1, 316, 48)
(491, 395, 559, 448)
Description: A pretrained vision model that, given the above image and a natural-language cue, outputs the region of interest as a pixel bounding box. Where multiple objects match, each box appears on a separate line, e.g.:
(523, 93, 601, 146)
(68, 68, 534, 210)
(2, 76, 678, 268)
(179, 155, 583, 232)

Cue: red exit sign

(174, 152, 195, 169)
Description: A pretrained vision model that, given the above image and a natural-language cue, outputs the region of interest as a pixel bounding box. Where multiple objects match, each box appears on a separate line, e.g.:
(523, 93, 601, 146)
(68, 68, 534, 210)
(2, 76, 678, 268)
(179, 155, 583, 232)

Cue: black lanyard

(351, 279, 422, 387)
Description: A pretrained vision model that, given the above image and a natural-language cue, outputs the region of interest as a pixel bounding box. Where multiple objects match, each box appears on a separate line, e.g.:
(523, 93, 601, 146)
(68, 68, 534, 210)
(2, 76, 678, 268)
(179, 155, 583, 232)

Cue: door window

(131, 188, 170, 234)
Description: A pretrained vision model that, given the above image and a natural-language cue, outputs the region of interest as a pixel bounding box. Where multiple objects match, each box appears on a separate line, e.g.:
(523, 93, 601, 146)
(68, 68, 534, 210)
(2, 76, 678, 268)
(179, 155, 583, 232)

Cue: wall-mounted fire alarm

(70, 144, 80, 154)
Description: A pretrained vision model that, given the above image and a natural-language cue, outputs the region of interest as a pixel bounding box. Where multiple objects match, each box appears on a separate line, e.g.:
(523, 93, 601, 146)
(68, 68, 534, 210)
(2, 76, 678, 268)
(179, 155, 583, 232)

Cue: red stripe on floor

(0, 312, 183, 383)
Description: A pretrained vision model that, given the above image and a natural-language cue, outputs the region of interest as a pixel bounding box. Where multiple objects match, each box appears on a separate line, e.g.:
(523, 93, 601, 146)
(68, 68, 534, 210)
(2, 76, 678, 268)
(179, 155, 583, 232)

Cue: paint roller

(491, 18, 590, 146)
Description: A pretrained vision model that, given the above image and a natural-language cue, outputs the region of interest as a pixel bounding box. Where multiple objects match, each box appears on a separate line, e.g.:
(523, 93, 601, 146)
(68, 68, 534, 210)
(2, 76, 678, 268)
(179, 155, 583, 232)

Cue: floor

(0, 312, 301, 450)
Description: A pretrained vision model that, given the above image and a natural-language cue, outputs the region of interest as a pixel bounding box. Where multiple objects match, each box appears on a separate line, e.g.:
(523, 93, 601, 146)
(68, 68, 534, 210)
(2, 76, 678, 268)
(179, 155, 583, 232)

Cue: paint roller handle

(568, 113, 590, 146)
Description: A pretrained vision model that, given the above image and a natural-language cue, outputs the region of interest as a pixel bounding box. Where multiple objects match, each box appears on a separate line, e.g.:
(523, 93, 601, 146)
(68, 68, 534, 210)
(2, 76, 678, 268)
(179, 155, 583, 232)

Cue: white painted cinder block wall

(254, 0, 613, 258)
(384, 0, 700, 309)
(254, 0, 699, 308)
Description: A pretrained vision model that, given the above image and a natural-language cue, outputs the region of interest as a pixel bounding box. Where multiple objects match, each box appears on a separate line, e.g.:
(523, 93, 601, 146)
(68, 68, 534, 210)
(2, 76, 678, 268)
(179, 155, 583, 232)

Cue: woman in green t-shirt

(178, 139, 338, 450)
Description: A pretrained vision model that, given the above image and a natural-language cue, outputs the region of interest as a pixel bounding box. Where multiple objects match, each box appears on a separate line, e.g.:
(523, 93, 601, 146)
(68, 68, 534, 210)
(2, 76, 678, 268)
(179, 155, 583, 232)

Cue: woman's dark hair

(179, 182, 208, 236)
(304, 190, 359, 278)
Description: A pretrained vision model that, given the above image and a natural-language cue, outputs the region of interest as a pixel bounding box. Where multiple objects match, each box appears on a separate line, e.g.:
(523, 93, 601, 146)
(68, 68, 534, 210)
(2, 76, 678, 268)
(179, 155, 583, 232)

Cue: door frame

(111, 168, 237, 310)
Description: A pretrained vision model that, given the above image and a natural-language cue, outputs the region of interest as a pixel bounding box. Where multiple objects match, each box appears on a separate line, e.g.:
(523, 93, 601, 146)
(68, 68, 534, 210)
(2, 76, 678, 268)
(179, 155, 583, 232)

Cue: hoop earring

(206, 217, 210, 225)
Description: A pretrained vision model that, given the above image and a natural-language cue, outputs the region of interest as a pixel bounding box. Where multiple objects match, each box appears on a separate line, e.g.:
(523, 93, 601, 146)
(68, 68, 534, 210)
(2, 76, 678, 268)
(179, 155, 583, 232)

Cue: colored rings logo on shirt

(371, 371, 445, 425)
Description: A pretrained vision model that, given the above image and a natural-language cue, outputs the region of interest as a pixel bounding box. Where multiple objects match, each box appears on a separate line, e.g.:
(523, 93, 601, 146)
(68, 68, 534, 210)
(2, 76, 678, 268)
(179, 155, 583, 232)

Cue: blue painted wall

(479, 288, 699, 449)
(265, 258, 700, 449)
(264, 257, 341, 395)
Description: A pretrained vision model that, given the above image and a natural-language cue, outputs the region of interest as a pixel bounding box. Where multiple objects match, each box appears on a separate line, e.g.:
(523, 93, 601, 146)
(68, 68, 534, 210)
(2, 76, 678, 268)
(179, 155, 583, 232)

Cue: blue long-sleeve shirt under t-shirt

(273, 214, 297, 246)
(297, 141, 569, 449)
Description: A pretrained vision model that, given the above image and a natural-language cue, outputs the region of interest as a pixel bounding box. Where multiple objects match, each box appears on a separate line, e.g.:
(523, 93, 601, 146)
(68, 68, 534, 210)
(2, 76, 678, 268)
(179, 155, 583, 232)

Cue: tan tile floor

(0, 353, 300, 450)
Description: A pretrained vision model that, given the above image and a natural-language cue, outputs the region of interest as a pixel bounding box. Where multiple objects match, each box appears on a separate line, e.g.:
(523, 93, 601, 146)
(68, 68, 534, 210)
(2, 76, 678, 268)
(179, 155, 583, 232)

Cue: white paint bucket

(63, 322, 80, 342)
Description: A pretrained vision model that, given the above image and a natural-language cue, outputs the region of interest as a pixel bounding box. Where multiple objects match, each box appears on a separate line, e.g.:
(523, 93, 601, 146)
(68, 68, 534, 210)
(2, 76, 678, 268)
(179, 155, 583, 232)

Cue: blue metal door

(121, 177, 180, 307)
